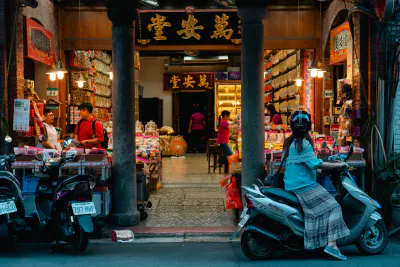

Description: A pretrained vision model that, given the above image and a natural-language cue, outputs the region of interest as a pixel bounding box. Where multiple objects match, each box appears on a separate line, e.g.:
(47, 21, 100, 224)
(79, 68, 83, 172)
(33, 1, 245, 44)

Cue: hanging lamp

(316, 0, 327, 78)
(308, 50, 320, 78)
(54, 60, 68, 80)
(294, 0, 304, 87)
(77, 72, 86, 88)
(46, 63, 57, 81)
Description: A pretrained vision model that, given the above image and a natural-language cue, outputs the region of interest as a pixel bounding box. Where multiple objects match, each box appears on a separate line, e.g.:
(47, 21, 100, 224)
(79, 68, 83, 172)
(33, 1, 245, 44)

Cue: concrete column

(237, 6, 267, 188)
(106, 1, 140, 226)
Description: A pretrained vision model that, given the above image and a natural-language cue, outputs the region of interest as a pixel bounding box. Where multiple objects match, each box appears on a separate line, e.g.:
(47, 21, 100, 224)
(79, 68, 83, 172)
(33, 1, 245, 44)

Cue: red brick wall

(3, 0, 59, 136)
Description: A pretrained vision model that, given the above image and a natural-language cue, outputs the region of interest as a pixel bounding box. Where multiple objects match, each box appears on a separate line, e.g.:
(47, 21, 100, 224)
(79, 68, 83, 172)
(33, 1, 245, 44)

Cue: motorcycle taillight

(244, 194, 255, 209)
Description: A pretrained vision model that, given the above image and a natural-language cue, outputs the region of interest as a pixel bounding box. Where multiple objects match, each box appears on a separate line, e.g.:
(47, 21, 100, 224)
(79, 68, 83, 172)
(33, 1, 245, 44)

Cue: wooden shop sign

(25, 17, 54, 66)
(137, 11, 241, 46)
(329, 21, 350, 65)
(164, 73, 215, 91)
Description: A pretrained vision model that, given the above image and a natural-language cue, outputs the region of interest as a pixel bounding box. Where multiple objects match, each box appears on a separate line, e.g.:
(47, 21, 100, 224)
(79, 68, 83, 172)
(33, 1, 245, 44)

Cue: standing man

(74, 102, 104, 148)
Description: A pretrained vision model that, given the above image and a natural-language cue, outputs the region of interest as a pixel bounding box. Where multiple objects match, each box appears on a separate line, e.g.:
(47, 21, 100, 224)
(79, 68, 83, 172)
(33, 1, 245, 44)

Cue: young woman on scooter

(283, 110, 350, 261)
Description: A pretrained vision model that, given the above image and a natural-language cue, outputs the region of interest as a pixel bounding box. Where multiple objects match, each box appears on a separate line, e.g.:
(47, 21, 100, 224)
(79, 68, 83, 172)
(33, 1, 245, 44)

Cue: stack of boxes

(69, 106, 81, 125)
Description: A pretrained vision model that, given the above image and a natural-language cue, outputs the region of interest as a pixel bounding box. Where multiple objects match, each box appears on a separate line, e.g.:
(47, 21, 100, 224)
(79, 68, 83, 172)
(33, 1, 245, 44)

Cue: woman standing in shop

(266, 104, 283, 125)
(37, 109, 62, 152)
(217, 110, 237, 173)
(188, 105, 206, 153)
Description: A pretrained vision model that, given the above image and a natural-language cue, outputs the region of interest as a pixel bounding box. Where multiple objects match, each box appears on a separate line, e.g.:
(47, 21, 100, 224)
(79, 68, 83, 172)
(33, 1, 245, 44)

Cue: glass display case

(215, 81, 241, 129)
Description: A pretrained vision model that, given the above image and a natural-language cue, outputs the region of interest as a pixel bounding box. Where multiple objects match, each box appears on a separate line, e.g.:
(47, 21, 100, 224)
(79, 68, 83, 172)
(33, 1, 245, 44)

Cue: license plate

(240, 207, 248, 219)
(71, 202, 96, 215)
(0, 200, 17, 215)
(238, 214, 250, 228)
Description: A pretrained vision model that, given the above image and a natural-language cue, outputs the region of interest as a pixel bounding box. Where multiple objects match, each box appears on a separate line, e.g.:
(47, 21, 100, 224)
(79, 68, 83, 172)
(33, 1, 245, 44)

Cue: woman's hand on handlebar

(320, 162, 349, 171)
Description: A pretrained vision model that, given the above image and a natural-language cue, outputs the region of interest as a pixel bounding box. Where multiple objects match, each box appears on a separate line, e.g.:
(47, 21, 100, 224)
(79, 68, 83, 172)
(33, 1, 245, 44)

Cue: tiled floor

(139, 154, 237, 228)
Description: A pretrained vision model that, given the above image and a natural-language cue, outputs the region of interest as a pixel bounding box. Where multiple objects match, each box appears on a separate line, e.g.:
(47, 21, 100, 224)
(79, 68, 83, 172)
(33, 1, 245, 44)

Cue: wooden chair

(207, 143, 223, 174)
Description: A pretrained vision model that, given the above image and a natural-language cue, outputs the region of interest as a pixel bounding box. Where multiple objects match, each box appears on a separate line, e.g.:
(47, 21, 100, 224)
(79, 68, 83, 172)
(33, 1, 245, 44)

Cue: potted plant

(374, 152, 400, 227)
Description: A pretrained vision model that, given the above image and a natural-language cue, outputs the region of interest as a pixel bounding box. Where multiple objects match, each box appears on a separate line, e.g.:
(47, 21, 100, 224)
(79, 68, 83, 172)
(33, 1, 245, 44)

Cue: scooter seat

(260, 187, 300, 208)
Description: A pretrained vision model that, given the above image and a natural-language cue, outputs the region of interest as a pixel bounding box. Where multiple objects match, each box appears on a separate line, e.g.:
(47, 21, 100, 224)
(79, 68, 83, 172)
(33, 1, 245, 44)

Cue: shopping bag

(227, 153, 240, 174)
(226, 177, 243, 209)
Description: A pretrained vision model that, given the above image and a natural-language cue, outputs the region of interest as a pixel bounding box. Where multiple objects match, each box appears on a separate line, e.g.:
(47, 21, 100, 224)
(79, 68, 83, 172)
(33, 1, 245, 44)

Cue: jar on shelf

(145, 121, 158, 136)
(136, 120, 144, 134)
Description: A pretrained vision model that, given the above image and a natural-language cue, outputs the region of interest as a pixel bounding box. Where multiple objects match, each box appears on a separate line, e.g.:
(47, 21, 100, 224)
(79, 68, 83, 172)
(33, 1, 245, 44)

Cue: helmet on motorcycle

(290, 110, 311, 135)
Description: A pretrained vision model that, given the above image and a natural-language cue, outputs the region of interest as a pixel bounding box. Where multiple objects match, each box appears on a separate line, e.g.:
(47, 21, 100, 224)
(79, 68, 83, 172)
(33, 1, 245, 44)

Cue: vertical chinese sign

(329, 21, 350, 65)
(164, 73, 215, 91)
(25, 17, 54, 65)
(137, 11, 241, 46)
(303, 51, 314, 122)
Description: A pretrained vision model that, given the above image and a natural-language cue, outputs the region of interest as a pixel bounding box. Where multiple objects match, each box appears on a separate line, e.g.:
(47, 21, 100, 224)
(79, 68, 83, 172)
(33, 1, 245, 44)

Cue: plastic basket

(22, 177, 40, 194)
(318, 176, 336, 193)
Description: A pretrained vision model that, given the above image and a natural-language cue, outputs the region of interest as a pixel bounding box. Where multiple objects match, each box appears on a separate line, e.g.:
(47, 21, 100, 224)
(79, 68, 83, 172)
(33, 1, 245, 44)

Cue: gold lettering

(198, 74, 209, 88)
(170, 75, 181, 89)
(177, 15, 204, 40)
(147, 14, 171, 41)
(211, 14, 234, 40)
(183, 75, 195, 88)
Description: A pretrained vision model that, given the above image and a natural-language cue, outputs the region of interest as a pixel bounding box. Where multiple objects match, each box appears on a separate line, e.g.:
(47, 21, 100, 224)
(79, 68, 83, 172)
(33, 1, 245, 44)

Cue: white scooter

(232, 146, 388, 260)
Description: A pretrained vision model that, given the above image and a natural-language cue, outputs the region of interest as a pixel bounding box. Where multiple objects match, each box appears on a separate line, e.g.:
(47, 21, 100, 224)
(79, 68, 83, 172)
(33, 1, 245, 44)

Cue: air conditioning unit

(183, 56, 229, 65)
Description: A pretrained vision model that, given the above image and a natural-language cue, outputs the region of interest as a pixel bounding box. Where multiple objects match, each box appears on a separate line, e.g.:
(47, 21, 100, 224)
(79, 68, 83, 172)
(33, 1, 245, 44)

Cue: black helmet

(290, 110, 311, 134)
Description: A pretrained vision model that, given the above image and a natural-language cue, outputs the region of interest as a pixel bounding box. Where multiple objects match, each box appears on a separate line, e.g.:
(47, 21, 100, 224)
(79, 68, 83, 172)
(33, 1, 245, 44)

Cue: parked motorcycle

(19, 137, 96, 252)
(0, 136, 25, 248)
(232, 145, 388, 260)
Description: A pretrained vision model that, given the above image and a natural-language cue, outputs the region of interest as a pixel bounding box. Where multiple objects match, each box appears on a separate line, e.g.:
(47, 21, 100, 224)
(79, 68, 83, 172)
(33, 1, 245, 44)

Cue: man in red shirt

(74, 102, 104, 149)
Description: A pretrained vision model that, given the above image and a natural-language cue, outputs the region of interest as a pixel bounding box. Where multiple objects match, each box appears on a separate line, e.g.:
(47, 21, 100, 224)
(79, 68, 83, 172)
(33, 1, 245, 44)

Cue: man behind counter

(74, 102, 104, 149)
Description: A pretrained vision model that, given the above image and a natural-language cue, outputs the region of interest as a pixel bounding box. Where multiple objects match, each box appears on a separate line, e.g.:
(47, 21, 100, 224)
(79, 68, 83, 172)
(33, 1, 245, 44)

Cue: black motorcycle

(20, 137, 96, 252)
(0, 136, 25, 248)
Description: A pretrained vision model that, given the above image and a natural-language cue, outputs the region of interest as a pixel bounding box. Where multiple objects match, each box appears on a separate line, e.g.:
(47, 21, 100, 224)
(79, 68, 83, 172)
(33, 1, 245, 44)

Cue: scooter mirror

(4, 136, 12, 143)
(62, 137, 73, 148)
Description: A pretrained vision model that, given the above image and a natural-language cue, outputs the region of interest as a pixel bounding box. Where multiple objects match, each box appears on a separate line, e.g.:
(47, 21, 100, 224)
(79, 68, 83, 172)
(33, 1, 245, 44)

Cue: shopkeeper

(266, 104, 283, 125)
(74, 102, 104, 149)
(38, 109, 62, 151)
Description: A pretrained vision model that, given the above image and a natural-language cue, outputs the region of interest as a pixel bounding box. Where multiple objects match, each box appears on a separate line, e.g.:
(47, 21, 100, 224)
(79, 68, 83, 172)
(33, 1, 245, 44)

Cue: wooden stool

(207, 144, 223, 174)
(206, 139, 217, 162)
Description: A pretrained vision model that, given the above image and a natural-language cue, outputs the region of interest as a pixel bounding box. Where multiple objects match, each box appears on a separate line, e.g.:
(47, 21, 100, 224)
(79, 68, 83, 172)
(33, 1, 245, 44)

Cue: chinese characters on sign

(25, 17, 54, 66)
(147, 14, 171, 40)
(177, 15, 204, 40)
(211, 14, 233, 40)
(329, 22, 351, 65)
(137, 12, 241, 45)
(164, 73, 215, 91)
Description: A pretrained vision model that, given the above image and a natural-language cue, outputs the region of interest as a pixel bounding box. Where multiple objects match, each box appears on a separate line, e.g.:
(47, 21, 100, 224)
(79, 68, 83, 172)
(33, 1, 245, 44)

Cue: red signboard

(25, 17, 54, 66)
(329, 21, 350, 65)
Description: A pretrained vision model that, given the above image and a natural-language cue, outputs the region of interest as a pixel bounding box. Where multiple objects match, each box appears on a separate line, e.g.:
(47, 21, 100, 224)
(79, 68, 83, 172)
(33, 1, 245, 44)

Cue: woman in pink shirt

(266, 104, 283, 125)
(188, 107, 206, 153)
(217, 110, 237, 173)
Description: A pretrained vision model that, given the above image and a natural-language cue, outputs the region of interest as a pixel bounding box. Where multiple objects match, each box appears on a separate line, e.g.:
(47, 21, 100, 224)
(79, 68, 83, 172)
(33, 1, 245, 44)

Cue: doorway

(178, 91, 213, 152)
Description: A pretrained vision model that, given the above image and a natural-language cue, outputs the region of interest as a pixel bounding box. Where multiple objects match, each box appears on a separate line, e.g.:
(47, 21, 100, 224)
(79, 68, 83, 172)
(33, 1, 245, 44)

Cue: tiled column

(106, 0, 139, 226)
(237, 4, 267, 188)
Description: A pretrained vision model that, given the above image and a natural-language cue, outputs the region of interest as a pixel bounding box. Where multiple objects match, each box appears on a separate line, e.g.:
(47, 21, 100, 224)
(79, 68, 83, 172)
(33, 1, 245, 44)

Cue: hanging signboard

(137, 11, 241, 46)
(25, 17, 54, 66)
(164, 73, 215, 91)
(329, 21, 351, 65)
(13, 99, 30, 132)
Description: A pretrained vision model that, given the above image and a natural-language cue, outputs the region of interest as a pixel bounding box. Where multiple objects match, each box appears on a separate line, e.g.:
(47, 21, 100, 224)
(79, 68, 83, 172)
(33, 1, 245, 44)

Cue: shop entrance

(178, 91, 214, 152)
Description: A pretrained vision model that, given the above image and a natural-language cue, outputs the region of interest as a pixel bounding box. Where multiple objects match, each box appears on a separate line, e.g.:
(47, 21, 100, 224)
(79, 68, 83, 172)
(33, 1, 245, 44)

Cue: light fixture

(295, 75, 304, 87)
(109, 72, 113, 80)
(317, 66, 327, 78)
(308, 51, 320, 78)
(46, 67, 57, 81)
(76, 72, 86, 88)
(54, 60, 68, 80)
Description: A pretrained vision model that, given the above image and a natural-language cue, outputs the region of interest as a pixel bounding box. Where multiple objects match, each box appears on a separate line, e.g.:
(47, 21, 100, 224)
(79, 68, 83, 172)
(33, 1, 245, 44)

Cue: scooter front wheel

(241, 229, 276, 260)
(356, 219, 388, 255)
(71, 223, 89, 253)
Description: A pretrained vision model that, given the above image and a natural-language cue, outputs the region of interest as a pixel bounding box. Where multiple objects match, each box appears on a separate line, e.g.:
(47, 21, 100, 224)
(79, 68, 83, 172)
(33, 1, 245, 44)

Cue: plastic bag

(219, 175, 230, 188)
(227, 153, 240, 174)
(226, 177, 243, 209)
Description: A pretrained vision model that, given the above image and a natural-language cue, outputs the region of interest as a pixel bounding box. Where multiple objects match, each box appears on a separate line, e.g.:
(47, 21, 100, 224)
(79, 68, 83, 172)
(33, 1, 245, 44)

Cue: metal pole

(106, 1, 140, 226)
(237, 7, 267, 188)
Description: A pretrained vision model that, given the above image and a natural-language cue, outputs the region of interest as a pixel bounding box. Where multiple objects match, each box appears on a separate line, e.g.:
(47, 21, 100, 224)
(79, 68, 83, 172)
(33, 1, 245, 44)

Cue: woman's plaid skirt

(294, 184, 350, 249)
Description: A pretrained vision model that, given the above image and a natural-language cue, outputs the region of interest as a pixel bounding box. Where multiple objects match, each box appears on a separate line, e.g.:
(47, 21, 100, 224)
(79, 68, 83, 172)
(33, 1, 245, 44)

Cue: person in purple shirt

(267, 104, 283, 125)
(188, 106, 206, 153)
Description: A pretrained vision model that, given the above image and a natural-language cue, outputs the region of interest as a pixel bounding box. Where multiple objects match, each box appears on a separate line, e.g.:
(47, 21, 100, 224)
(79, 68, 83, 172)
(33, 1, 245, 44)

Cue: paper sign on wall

(47, 88, 58, 96)
(13, 99, 30, 132)
(323, 90, 333, 98)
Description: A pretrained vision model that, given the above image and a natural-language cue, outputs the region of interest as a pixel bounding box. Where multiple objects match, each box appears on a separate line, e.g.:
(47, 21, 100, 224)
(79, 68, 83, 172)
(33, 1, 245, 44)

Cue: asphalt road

(0, 240, 400, 267)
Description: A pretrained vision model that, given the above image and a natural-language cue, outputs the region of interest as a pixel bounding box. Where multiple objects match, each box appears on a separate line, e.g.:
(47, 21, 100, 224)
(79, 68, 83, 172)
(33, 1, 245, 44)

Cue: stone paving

(138, 154, 237, 228)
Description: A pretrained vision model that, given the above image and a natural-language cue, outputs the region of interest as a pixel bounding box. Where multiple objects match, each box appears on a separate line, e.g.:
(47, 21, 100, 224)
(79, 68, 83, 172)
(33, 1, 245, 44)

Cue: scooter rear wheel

(241, 229, 276, 260)
(71, 224, 89, 253)
(356, 219, 388, 255)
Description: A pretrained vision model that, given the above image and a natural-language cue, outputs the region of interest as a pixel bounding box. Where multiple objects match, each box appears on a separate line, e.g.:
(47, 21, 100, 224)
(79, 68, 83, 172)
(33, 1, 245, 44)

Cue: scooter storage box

(22, 176, 40, 194)
(92, 191, 111, 216)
